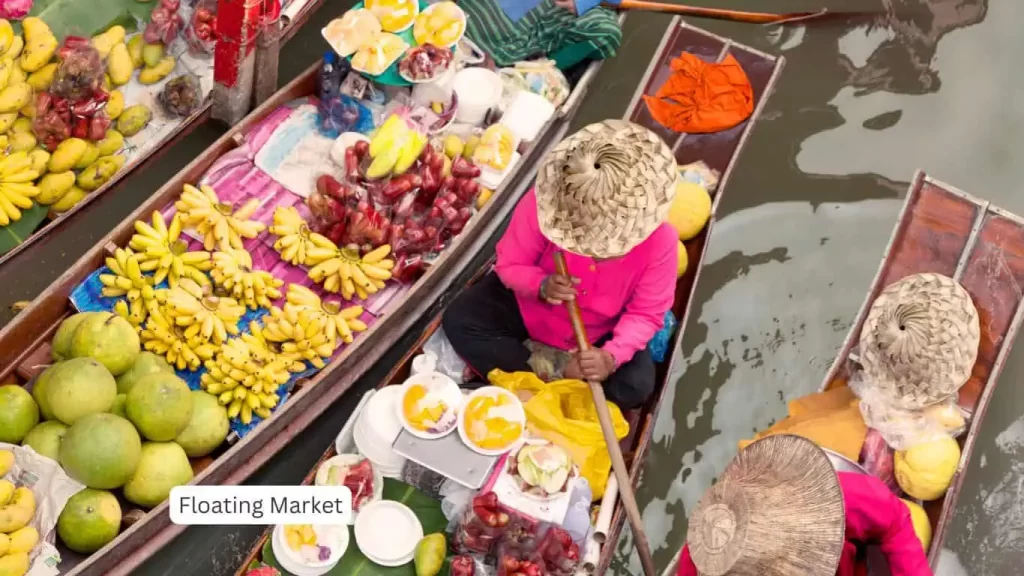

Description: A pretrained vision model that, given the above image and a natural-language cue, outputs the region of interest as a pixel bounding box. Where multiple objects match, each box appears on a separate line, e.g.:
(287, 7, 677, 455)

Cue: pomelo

(68, 312, 140, 376)
(57, 488, 122, 554)
(123, 442, 194, 508)
(126, 372, 193, 442)
(0, 385, 39, 443)
(174, 391, 229, 458)
(31, 364, 59, 420)
(677, 240, 688, 278)
(894, 436, 960, 501)
(901, 498, 932, 551)
(21, 421, 69, 461)
(51, 312, 102, 362)
(110, 394, 127, 418)
(60, 413, 142, 489)
(47, 358, 117, 425)
(667, 180, 712, 241)
(115, 352, 173, 395)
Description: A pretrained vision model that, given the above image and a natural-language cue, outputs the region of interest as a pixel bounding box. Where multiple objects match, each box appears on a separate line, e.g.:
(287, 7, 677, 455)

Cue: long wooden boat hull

(0, 50, 601, 574)
(819, 171, 1024, 570)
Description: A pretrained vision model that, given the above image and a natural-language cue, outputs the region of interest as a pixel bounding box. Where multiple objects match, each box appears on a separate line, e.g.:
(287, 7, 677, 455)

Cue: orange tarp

(643, 52, 754, 134)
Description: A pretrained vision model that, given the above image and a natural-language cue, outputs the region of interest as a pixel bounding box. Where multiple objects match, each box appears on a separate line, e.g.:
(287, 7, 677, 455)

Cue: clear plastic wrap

(184, 0, 218, 55)
(498, 59, 571, 108)
(423, 328, 468, 385)
(448, 555, 483, 576)
(859, 428, 900, 494)
(50, 36, 104, 101)
(144, 0, 186, 45)
(450, 491, 511, 556)
(535, 524, 582, 575)
(158, 71, 204, 117)
(495, 541, 545, 576)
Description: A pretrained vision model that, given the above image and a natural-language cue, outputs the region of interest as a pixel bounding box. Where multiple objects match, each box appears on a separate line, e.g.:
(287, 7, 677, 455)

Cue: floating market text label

(170, 486, 353, 524)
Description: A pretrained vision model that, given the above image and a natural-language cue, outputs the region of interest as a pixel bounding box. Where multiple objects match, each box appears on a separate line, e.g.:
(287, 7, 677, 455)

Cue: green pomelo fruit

(174, 391, 229, 458)
(0, 385, 39, 443)
(60, 413, 142, 489)
(47, 358, 117, 425)
(126, 372, 193, 442)
(110, 394, 127, 418)
(51, 312, 102, 362)
(123, 441, 194, 508)
(57, 488, 122, 554)
(115, 352, 173, 395)
(32, 364, 59, 420)
(21, 420, 69, 461)
(69, 312, 140, 376)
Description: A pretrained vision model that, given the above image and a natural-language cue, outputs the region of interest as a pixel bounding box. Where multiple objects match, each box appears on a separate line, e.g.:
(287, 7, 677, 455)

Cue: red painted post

(212, 0, 271, 123)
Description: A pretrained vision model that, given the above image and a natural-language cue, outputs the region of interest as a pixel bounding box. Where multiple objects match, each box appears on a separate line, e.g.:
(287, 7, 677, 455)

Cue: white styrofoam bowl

(272, 524, 348, 576)
(457, 386, 526, 456)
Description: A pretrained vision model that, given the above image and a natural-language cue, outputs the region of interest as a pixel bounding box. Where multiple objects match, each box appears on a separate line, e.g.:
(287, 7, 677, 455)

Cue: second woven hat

(858, 272, 980, 410)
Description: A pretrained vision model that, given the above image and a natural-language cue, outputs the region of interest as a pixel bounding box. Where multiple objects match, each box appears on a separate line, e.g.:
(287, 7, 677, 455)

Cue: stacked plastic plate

(350, 386, 407, 477)
(354, 500, 423, 567)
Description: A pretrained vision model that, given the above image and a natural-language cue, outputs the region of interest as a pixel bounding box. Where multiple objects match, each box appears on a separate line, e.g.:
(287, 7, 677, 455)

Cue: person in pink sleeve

(676, 434, 934, 576)
(442, 119, 679, 409)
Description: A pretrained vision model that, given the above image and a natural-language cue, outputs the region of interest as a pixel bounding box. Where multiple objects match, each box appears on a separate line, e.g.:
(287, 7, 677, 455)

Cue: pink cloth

(676, 472, 933, 576)
(493, 189, 678, 367)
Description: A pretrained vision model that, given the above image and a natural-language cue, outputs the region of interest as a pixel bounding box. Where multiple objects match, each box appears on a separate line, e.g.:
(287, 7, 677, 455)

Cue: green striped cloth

(459, 0, 622, 70)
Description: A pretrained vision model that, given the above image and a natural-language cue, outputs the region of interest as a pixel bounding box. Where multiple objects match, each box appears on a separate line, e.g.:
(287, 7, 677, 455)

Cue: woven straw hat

(534, 119, 677, 258)
(858, 272, 980, 410)
(687, 435, 845, 576)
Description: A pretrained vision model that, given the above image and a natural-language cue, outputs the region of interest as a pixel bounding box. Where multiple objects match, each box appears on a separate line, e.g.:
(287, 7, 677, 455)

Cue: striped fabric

(459, 0, 622, 69)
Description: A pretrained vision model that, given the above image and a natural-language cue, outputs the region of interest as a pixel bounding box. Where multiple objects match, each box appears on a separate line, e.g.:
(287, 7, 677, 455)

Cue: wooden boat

(819, 171, 1024, 570)
(0, 23, 622, 576)
(230, 18, 785, 576)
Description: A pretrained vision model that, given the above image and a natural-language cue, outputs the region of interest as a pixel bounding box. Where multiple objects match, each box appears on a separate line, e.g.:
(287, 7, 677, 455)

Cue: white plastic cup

(453, 68, 502, 126)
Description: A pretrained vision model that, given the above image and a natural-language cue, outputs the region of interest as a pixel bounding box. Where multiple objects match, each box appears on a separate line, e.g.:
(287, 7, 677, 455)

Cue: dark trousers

(441, 273, 656, 410)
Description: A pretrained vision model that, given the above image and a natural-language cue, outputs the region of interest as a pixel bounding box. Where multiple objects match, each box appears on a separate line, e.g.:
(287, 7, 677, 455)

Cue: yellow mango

(11, 117, 31, 134)
(98, 154, 126, 171)
(96, 130, 124, 156)
(0, 487, 35, 533)
(127, 35, 145, 69)
(0, 57, 13, 92)
(0, 20, 12, 56)
(0, 111, 16, 132)
(20, 33, 57, 73)
(36, 171, 76, 205)
(21, 18, 50, 43)
(91, 26, 126, 60)
(0, 82, 31, 113)
(0, 134, 9, 151)
(7, 526, 38, 554)
(138, 55, 175, 85)
(8, 62, 24, 86)
(116, 104, 151, 136)
(48, 138, 88, 173)
(0, 532, 8, 556)
(49, 185, 87, 214)
(28, 148, 49, 173)
(74, 143, 99, 170)
(9, 131, 34, 152)
(26, 62, 56, 91)
(107, 43, 133, 86)
(142, 42, 164, 68)
(77, 157, 120, 190)
(106, 89, 125, 119)
(0, 551, 28, 576)
(3, 36, 23, 61)
(0, 480, 13, 504)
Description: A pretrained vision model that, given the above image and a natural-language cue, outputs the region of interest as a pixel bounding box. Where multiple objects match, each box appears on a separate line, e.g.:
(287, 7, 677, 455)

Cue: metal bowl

(822, 448, 869, 475)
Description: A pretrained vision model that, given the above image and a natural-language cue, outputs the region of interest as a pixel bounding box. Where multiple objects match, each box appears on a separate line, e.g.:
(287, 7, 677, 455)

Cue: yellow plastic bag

(489, 369, 630, 497)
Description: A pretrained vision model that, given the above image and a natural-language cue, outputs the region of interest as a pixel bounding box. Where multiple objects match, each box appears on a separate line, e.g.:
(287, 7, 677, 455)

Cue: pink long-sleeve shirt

(493, 189, 678, 367)
(677, 472, 934, 576)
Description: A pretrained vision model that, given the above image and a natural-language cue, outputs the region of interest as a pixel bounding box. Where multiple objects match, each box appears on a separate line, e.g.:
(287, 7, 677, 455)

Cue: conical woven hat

(534, 119, 677, 258)
(687, 435, 845, 576)
(858, 272, 980, 410)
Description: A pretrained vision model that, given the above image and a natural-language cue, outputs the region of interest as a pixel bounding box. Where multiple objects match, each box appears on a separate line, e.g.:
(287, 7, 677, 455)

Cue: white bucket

(453, 67, 502, 126)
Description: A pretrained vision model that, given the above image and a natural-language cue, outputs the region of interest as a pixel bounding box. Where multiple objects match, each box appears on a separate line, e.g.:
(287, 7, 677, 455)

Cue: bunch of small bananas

(164, 277, 246, 346)
(260, 305, 336, 369)
(284, 284, 367, 345)
(268, 206, 336, 266)
(200, 336, 293, 424)
(0, 151, 40, 225)
(139, 307, 218, 371)
(129, 211, 212, 288)
(306, 244, 395, 301)
(100, 247, 164, 327)
(175, 183, 266, 251)
(210, 249, 284, 310)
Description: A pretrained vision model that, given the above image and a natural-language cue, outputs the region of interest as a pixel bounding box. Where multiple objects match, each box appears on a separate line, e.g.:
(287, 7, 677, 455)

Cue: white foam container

(353, 500, 423, 566)
(501, 90, 555, 143)
(453, 67, 502, 126)
(395, 372, 463, 439)
(271, 524, 348, 576)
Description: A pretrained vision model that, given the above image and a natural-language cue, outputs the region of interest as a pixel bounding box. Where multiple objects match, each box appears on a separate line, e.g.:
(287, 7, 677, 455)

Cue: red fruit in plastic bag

(452, 157, 482, 179)
(162, 0, 181, 12)
(353, 140, 369, 158)
(450, 556, 476, 576)
(196, 7, 213, 21)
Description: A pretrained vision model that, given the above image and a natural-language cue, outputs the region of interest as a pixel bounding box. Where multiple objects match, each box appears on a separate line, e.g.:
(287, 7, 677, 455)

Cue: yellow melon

(668, 181, 712, 240)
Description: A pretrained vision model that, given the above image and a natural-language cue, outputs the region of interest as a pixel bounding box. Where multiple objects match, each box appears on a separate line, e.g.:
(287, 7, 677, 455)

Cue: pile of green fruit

(0, 311, 229, 555)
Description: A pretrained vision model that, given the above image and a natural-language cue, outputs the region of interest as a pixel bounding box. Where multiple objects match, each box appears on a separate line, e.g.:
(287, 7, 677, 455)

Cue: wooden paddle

(552, 252, 657, 576)
(605, 0, 830, 24)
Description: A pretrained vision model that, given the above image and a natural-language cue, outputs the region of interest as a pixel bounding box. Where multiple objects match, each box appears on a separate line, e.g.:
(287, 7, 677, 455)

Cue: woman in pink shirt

(677, 434, 933, 576)
(442, 120, 679, 409)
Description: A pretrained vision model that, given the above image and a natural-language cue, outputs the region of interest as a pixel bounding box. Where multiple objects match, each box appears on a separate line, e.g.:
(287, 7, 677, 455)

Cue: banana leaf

(0, 203, 48, 255)
(261, 478, 451, 576)
(15, 0, 152, 40)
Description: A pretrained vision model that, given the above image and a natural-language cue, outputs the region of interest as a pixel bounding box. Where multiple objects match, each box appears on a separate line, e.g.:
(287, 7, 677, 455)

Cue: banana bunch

(284, 284, 367, 345)
(175, 183, 266, 251)
(200, 337, 292, 424)
(164, 277, 246, 345)
(268, 206, 336, 266)
(260, 305, 336, 369)
(129, 210, 213, 288)
(100, 246, 163, 327)
(139, 306, 217, 371)
(211, 249, 284, 310)
(0, 151, 40, 226)
(306, 244, 395, 301)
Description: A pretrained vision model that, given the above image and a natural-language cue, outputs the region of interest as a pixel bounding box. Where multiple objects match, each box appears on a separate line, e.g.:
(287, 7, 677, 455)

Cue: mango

(75, 143, 100, 170)
(106, 90, 125, 119)
(4, 36, 23, 60)
(21, 17, 50, 43)
(8, 63, 24, 86)
(6, 525, 38, 554)
(0, 111, 16, 132)
(36, 171, 76, 205)
(0, 487, 35, 533)
(77, 157, 120, 191)
(102, 74, 111, 91)
(0, 551, 28, 576)
(116, 105, 151, 136)
(49, 186, 87, 214)
(0, 134, 9, 151)
(26, 62, 57, 91)
(0, 82, 31, 113)
(48, 138, 88, 172)
(11, 117, 30, 133)
(138, 56, 175, 85)
(17, 103, 32, 118)
(91, 26, 126, 60)
(107, 43, 133, 86)
(127, 35, 145, 69)
(8, 131, 34, 152)
(142, 42, 164, 68)
(20, 33, 58, 73)
(0, 532, 7, 556)
(0, 479, 12, 503)
(96, 130, 124, 156)
(98, 154, 126, 171)
(0, 19, 12, 56)
(28, 148, 49, 173)
(0, 57, 12, 92)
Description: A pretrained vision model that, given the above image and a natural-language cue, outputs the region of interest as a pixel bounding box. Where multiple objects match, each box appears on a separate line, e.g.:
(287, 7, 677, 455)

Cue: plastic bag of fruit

(495, 541, 546, 576)
(448, 555, 484, 576)
(449, 491, 511, 556)
(318, 92, 378, 138)
(50, 36, 105, 101)
(145, 0, 186, 46)
(307, 174, 367, 245)
(535, 524, 582, 575)
(184, 0, 219, 55)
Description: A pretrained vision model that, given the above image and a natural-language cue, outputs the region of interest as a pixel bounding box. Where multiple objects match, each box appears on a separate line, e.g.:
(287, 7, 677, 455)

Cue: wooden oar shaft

(553, 252, 657, 576)
(607, 0, 829, 24)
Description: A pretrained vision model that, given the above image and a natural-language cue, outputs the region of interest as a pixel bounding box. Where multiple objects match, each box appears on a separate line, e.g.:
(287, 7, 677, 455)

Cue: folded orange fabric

(643, 52, 754, 134)
(738, 388, 868, 461)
